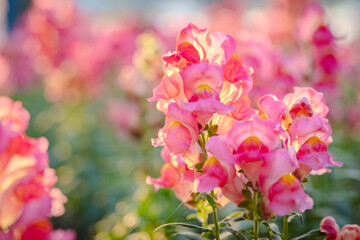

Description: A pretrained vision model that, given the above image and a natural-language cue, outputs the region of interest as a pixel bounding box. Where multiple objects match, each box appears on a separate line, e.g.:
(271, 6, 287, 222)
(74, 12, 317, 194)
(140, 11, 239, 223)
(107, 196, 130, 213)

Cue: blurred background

(1, 0, 360, 239)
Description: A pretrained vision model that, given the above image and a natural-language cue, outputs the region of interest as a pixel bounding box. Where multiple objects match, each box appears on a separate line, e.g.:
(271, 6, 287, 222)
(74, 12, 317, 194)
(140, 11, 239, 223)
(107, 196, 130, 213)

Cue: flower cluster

(147, 23, 342, 218)
(0, 97, 75, 240)
(321, 216, 360, 240)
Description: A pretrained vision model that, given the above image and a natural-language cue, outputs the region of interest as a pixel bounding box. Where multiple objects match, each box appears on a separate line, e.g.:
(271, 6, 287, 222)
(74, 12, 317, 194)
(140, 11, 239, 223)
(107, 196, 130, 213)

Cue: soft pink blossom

(341, 225, 360, 240)
(194, 156, 235, 192)
(152, 103, 198, 154)
(283, 87, 329, 118)
(267, 174, 313, 215)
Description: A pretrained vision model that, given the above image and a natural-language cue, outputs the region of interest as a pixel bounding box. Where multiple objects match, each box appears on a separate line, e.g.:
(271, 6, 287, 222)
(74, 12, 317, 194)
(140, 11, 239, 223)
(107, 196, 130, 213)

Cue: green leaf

(301, 177, 309, 183)
(243, 212, 253, 220)
(222, 227, 248, 240)
(172, 232, 208, 240)
(186, 214, 198, 221)
(202, 231, 212, 238)
(242, 189, 252, 200)
(195, 192, 207, 202)
(219, 222, 231, 228)
(291, 229, 326, 240)
(154, 222, 212, 233)
(206, 195, 218, 209)
(238, 200, 250, 209)
(262, 222, 283, 238)
(208, 125, 218, 136)
(288, 212, 303, 226)
(220, 215, 245, 224)
(195, 162, 205, 170)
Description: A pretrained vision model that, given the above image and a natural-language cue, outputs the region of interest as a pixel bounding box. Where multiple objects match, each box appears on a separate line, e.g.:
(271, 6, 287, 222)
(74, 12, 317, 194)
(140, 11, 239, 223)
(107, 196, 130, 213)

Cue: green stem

(283, 215, 289, 240)
(253, 191, 259, 240)
(209, 191, 220, 240)
(212, 205, 220, 240)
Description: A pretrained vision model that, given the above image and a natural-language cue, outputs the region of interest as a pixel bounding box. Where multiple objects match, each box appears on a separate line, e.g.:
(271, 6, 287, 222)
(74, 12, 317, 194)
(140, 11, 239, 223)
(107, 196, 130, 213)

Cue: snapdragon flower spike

(153, 23, 253, 124)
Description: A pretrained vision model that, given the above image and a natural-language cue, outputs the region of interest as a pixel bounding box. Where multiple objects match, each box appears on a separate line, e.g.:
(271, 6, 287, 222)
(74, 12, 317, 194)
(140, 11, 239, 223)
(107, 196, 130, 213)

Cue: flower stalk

(253, 191, 260, 240)
(283, 215, 289, 240)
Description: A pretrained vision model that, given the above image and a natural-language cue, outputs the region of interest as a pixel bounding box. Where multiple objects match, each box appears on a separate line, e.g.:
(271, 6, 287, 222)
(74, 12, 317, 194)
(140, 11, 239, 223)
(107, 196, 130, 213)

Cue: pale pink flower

(283, 87, 329, 118)
(180, 62, 234, 128)
(296, 136, 342, 171)
(194, 156, 235, 192)
(220, 173, 246, 205)
(152, 103, 198, 155)
(289, 116, 332, 150)
(146, 163, 181, 191)
(149, 69, 187, 114)
(341, 225, 360, 240)
(0, 97, 72, 238)
(267, 174, 313, 216)
(320, 216, 360, 240)
(258, 94, 287, 123)
(0, 136, 54, 230)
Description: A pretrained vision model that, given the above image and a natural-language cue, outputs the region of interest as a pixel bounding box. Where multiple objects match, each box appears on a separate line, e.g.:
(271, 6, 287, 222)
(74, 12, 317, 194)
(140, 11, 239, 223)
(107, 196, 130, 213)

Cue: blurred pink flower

(321, 216, 360, 240)
(0, 97, 73, 239)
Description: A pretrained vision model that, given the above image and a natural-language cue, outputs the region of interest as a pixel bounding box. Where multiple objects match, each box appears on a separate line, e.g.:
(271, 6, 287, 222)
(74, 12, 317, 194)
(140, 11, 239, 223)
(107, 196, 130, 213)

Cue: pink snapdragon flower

(320, 216, 340, 240)
(0, 219, 76, 240)
(152, 103, 199, 156)
(194, 156, 235, 192)
(341, 225, 360, 240)
(283, 87, 329, 118)
(148, 23, 342, 219)
(163, 23, 237, 68)
(266, 174, 313, 216)
(321, 216, 360, 240)
(0, 97, 74, 239)
(258, 87, 341, 180)
(150, 23, 253, 129)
